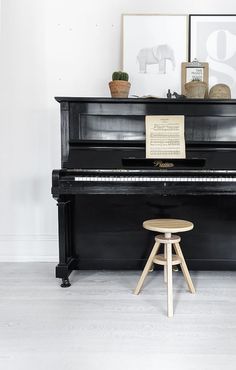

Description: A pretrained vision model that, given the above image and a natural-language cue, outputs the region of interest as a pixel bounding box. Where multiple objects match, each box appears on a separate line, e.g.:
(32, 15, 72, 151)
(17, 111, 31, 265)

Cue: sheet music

(145, 115, 186, 159)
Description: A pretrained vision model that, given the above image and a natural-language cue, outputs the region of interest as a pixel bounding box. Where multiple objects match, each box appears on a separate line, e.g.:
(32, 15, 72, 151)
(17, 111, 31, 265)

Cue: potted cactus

(109, 71, 131, 98)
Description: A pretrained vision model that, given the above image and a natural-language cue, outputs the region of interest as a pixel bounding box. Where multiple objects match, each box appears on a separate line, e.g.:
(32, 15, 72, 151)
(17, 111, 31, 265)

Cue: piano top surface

(55, 97, 236, 104)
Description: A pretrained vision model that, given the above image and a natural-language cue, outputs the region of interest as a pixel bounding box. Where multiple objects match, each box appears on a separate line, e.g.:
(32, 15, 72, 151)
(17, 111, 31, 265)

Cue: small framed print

(181, 59, 209, 95)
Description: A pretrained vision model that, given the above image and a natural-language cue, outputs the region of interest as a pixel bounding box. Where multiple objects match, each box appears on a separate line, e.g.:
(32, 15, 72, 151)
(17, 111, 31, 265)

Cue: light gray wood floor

(0, 263, 236, 370)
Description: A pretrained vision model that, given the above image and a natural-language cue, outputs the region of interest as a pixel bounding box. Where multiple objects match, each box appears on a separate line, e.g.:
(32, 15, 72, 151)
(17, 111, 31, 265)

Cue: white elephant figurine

(137, 44, 176, 74)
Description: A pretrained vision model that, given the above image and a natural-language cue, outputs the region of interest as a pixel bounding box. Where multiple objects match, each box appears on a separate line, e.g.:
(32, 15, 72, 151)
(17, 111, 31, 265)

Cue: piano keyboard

(74, 176, 236, 182)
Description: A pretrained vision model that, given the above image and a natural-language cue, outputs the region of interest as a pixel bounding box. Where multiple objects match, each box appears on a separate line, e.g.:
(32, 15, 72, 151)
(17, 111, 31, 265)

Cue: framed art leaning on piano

(52, 97, 236, 287)
(189, 14, 236, 98)
(122, 14, 188, 97)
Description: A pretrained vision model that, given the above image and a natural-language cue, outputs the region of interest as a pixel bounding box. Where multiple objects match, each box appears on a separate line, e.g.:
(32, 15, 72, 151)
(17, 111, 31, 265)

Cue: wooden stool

(134, 219, 195, 318)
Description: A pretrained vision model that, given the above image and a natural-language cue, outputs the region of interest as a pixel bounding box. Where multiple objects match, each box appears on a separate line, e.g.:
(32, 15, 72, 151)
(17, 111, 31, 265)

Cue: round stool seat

(143, 219, 193, 233)
(155, 234, 181, 243)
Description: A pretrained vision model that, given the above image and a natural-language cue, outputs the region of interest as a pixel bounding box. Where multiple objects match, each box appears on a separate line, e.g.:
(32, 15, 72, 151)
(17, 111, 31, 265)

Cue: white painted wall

(0, 0, 236, 261)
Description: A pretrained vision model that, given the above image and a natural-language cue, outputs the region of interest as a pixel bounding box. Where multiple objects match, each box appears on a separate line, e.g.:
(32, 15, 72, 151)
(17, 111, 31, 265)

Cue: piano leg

(56, 198, 78, 287)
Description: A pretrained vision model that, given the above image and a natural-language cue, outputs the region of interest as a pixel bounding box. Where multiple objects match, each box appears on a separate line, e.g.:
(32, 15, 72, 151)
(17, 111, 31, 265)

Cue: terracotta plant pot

(109, 80, 131, 98)
(184, 80, 207, 99)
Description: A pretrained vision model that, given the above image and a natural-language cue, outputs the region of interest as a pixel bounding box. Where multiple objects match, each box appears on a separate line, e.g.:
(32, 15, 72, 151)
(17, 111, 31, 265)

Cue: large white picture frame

(122, 14, 188, 98)
(189, 14, 236, 98)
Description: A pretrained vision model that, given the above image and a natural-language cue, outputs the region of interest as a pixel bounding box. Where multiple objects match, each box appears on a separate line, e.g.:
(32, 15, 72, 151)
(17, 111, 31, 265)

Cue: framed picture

(189, 14, 236, 98)
(181, 59, 209, 95)
(122, 14, 188, 98)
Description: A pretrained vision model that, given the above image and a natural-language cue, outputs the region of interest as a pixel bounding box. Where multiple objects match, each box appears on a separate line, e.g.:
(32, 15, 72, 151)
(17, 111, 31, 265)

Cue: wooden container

(184, 80, 207, 99)
(109, 80, 131, 98)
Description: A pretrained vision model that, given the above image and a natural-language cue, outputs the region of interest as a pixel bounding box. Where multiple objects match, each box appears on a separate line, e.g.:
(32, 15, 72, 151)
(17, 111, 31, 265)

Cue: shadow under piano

(51, 97, 236, 287)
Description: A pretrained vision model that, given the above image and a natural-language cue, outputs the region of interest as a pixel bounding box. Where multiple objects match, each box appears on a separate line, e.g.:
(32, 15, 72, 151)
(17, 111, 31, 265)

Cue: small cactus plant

(112, 71, 129, 81)
(109, 70, 130, 97)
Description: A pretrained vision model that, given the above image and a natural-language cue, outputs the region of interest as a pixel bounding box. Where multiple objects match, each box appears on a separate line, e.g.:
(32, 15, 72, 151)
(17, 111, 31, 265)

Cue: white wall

(0, 0, 236, 261)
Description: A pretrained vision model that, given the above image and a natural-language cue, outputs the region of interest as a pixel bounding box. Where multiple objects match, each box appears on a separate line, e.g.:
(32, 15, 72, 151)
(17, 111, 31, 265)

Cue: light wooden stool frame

(134, 220, 195, 318)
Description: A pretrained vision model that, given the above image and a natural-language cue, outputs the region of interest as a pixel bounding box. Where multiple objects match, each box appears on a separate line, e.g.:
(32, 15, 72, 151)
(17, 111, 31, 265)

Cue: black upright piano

(52, 97, 236, 287)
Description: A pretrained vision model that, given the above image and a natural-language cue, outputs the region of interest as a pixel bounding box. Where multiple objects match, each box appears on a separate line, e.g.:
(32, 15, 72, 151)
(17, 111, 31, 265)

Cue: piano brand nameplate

(122, 158, 205, 168)
(145, 115, 186, 159)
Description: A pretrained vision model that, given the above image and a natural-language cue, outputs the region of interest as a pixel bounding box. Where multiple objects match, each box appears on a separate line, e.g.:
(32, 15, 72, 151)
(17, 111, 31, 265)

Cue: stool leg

(133, 242, 160, 295)
(166, 242, 173, 317)
(149, 263, 154, 272)
(164, 244, 167, 283)
(173, 243, 196, 294)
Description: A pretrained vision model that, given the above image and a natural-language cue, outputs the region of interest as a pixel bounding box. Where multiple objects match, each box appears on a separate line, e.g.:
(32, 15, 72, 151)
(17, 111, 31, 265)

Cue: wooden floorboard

(0, 263, 236, 370)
